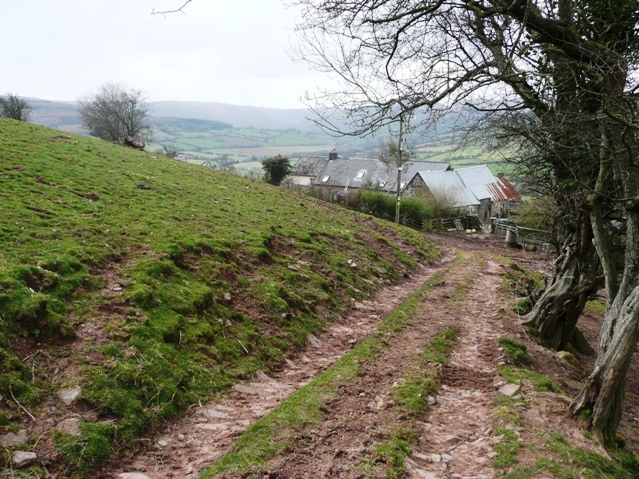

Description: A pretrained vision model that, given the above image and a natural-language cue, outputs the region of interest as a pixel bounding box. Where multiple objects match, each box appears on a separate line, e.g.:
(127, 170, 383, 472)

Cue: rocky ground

(4, 232, 638, 478)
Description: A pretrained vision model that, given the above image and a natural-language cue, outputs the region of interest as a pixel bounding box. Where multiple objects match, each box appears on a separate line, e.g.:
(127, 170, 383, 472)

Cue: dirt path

(104, 233, 639, 479)
(403, 250, 506, 479)
(106, 250, 446, 479)
(254, 241, 508, 479)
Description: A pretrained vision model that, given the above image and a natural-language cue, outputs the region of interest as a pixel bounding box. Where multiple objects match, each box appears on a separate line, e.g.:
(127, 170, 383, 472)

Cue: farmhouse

(288, 151, 518, 221)
(289, 155, 330, 187)
(312, 157, 390, 201)
(300, 150, 451, 201)
(404, 165, 520, 220)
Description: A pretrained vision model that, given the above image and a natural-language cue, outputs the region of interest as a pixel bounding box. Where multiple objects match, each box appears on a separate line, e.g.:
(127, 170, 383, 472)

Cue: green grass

(393, 327, 457, 415)
(423, 328, 458, 365)
(499, 337, 532, 366)
(372, 429, 416, 479)
(493, 426, 522, 469)
(587, 299, 607, 314)
(497, 432, 639, 479)
(498, 365, 563, 394)
(0, 119, 439, 473)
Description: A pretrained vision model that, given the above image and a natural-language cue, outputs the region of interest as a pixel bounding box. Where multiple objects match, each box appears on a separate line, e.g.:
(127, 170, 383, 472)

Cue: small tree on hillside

(79, 83, 150, 144)
(262, 154, 291, 186)
(0, 94, 32, 122)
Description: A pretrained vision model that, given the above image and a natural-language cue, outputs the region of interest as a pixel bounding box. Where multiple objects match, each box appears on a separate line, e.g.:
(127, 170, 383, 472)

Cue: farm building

(307, 152, 451, 202)
(404, 165, 520, 220)
(289, 156, 330, 187)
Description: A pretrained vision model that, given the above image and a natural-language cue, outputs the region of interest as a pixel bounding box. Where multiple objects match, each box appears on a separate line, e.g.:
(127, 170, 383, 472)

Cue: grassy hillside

(0, 119, 438, 476)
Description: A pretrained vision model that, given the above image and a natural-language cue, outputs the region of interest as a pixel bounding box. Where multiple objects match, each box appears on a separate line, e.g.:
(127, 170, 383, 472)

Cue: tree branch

(152, 0, 192, 16)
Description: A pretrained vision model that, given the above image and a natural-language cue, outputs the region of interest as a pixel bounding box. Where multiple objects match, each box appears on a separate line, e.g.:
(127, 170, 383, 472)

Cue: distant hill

(29, 98, 85, 133)
(28, 98, 317, 132)
(25, 97, 505, 173)
(150, 100, 317, 130)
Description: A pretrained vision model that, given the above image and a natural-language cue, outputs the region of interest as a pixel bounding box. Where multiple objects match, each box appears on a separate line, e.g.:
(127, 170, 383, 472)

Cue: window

(322, 176, 330, 182)
(355, 169, 366, 180)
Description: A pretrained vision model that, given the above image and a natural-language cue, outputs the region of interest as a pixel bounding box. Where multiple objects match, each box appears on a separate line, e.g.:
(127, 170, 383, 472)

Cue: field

(150, 126, 509, 179)
(29, 98, 509, 175)
(149, 126, 380, 168)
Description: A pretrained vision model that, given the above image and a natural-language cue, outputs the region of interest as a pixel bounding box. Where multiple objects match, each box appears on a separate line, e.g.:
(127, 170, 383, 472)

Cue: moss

(499, 337, 532, 366)
(54, 422, 115, 470)
(493, 427, 521, 469)
(498, 365, 563, 394)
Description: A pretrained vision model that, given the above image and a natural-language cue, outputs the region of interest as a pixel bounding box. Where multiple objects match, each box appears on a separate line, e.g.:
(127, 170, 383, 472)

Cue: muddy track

(247, 244, 506, 479)
(104, 234, 626, 479)
(104, 248, 447, 478)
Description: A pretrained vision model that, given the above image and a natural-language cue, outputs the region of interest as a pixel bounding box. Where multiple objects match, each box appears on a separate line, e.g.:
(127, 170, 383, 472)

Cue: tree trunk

(523, 212, 601, 351)
(570, 285, 639, 446)
(570, 60, 639, 447)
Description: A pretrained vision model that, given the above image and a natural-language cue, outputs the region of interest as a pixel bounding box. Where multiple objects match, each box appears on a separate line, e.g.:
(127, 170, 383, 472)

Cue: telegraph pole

(395, 115, 404, 224)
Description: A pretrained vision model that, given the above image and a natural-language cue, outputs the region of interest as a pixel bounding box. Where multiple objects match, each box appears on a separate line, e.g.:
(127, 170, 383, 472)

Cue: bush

(262, 155, 291, 186)
(0, 94, 32, 122)
(400, 197, 433, 228)
(352, 189, 432, 228)
(353, 189, 396, 220)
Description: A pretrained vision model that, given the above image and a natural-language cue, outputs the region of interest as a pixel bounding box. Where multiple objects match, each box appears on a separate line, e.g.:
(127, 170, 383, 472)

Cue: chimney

(328, 149, 338, 161)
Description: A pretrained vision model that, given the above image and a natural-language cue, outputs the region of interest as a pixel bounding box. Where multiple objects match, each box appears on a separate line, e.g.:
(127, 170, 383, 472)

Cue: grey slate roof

(315, 158, 390, 189)
(290, 156, 330, 177)
(386, 160, 452, 193)
(314, 158, 451, 192)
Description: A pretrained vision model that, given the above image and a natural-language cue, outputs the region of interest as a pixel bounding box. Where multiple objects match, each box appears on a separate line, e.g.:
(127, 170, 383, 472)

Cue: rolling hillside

(0, 119, 438, 476)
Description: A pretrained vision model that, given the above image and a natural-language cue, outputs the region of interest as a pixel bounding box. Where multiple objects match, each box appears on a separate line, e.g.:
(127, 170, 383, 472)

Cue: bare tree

(0, 93, 32, 122)
(79, 83, 151, 145)
(293, 0, 639, 446)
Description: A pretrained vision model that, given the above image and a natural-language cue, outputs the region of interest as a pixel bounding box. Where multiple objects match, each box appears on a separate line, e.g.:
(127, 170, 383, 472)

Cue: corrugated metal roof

(455, 165, 495, 187)
(493, 176, 521, 201)
(455, 166, 520, 201)
(387, 161, 451, 192)
(415, 166, 520, 207)
(417, 170, 480, 207)
(469, 184, 492, 201)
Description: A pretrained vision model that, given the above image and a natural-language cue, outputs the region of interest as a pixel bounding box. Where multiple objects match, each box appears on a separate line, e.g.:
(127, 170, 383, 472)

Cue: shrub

(355, 189, 396, 220)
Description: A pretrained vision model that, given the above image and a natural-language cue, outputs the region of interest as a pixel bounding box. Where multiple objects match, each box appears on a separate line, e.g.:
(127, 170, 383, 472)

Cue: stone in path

(0, 429, 28, 447)
(57, 386, 82, 405)
(12, 451, 38, 469)
(499, 383, 521, 397)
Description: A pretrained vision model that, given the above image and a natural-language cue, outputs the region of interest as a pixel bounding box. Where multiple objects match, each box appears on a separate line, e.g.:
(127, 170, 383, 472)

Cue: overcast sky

(1, 0, 332, 109)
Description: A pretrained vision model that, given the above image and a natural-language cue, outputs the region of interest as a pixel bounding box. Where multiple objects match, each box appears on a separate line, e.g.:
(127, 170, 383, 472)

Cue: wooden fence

(493, 221, 554, 253)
